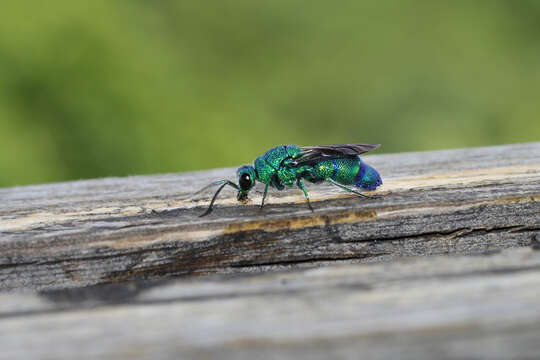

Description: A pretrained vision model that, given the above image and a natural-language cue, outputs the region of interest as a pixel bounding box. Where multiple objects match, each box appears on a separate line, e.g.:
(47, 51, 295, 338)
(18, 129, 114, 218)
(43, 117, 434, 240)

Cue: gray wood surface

(1, 247, 540, 360)
(1, 142, 539, 291)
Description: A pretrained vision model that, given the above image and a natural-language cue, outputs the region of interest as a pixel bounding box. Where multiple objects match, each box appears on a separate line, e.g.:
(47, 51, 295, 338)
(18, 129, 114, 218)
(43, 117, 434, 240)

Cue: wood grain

(1, 247, 540, 359)
(1, 142, 539, 291)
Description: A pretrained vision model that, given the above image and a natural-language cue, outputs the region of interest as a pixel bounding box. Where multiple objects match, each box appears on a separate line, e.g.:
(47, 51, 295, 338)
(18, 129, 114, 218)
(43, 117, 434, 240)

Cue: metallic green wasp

(196, 144, 382, 216)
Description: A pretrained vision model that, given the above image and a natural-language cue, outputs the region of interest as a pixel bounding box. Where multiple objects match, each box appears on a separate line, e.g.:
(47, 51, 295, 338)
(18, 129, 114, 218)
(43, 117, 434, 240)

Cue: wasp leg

(260, 182, 269, 210)
(296, 179, 314, 212)
(326, 178, 378, 199)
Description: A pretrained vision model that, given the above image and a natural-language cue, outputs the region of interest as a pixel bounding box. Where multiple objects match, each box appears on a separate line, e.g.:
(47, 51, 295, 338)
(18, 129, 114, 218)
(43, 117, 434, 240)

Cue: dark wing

(294, 143, 380, 166)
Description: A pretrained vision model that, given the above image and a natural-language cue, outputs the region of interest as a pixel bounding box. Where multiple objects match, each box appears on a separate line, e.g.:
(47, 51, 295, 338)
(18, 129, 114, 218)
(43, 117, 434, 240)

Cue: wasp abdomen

(354, 160, 382, 190)
(311, 156, 381, 190)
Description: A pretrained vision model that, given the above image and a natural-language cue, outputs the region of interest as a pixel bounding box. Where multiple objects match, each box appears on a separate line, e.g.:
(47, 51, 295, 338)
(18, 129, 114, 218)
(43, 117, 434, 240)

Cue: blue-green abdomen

(310, 156, 382, 190)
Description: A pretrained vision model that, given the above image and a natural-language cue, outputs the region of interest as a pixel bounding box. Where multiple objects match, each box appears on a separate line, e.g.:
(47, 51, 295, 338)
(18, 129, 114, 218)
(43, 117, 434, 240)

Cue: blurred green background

(1, 1, 539, 187)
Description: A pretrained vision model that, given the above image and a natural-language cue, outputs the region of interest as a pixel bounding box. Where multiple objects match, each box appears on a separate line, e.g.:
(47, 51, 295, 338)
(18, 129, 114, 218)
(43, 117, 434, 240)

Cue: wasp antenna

(191, 180, 224, 199)
(199, 181, 239, 217)
(199, 182, 227, 217)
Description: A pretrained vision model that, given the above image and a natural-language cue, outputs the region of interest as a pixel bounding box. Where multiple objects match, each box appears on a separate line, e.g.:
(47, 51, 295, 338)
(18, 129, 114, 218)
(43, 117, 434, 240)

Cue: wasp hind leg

(326, 178, 378, 199)
(296, 179, 314, 212)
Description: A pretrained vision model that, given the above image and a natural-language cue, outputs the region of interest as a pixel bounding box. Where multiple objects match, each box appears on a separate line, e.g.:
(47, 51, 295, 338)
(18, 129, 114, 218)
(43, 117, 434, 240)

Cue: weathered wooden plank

(1, 247, 540, 360)
(0, 142, 539, 291)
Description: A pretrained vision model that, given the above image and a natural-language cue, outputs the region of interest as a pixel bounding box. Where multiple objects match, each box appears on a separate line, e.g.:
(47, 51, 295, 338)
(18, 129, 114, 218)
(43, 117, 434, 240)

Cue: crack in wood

(344, 225, 537, 244)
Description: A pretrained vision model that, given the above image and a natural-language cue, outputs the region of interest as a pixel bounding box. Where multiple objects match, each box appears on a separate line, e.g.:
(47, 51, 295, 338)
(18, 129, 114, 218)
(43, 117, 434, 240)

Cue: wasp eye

(239, 173, 251, 191)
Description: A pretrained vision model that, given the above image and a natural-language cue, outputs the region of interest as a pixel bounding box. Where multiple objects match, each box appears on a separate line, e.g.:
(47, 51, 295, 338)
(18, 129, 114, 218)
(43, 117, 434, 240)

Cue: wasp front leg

(259, 182, 269, 210)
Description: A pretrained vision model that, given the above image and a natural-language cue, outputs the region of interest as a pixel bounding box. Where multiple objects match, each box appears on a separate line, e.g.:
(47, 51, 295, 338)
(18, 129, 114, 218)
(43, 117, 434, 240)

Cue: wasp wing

(294, 143, 380, 166)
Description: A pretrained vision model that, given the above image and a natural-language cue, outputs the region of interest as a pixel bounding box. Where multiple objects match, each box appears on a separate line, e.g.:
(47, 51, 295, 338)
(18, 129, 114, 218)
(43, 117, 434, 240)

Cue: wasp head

(236, 165, 256, 202)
